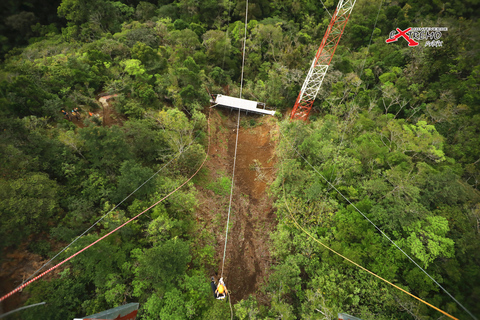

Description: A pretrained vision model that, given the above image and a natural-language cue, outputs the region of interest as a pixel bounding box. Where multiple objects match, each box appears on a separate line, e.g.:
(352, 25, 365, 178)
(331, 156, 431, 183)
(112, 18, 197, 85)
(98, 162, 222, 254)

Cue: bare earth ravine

(195, 108, 278, 304)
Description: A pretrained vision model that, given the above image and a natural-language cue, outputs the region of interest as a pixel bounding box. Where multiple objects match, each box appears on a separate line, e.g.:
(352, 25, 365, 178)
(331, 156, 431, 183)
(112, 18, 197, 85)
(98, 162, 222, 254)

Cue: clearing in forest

(194, 108, 279, 304)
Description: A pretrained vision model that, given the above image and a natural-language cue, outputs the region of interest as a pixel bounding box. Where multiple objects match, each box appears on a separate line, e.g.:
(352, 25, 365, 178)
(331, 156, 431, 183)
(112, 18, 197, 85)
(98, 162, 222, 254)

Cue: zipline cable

(218, 6, 250, 320)
(220, 0, 249, 280)
(22, 118, 204, 287)
(220, 108, 240, 279)
(320, 0, 332, 18)
(222, 0, 232, 69)
(357, 0, 383, 87)
(279, 128, 476, 320)
(310, 1, 476, 312)
(0, 111, 211, 303)
(0, 302, 46, 319)
(281, 176, 458, 320)
(331, 0, 382, 200)
(337, 0, 383, 144)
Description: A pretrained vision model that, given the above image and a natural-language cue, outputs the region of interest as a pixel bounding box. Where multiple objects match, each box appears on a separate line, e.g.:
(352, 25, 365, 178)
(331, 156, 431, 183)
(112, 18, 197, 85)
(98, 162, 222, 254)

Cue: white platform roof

(214, 94, 275, 116)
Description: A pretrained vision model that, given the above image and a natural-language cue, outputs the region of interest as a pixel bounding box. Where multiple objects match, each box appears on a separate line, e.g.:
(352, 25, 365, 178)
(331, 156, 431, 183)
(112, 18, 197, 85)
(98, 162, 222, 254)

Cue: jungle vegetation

(0, 0, 479, 319)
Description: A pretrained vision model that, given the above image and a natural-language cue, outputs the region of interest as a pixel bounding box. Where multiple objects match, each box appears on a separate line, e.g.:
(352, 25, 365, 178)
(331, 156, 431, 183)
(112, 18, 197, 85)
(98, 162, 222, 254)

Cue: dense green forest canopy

(0, 0, 479, 319)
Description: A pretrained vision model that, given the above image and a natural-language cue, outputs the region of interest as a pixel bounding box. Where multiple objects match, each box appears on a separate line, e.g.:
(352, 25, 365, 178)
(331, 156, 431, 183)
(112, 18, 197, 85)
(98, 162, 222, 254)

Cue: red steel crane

(290, 0, 357, 120)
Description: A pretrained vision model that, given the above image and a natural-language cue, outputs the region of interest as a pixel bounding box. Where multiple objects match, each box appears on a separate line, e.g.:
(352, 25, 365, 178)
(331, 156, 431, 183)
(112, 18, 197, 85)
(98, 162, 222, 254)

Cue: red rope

(0, 111, 211, 302)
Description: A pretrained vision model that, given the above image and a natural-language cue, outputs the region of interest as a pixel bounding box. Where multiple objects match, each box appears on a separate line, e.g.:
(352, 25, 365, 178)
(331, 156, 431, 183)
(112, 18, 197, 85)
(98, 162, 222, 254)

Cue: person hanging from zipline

(210, 277, 228, 300)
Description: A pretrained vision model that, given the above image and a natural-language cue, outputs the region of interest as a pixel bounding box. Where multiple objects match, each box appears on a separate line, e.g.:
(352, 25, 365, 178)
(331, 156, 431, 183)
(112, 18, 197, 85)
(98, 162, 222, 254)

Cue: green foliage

(273, 98, 480, 317)
(206, 174, 232, 196)
(113, 160, 156, 204)
(1, 1, 479, 318)
(58, 0, 134, 38)
(0, 173, 59, 247)
(134, 2, 157, 22)
(123, 118, 168, 164)
(132, 238, 191, 295)
(402, 216, 455, 269)
(27, 239, 52, 258)
(131, 42, 165, 73)
(200, 298, 230, 320)
(121, 59, 147, 77)
(79, 125, 133, 170)
(235, 296, 260, 319)
(114, 98, 146, 118)
(156, 108, 196, 154)
(23, 269, 88, 320)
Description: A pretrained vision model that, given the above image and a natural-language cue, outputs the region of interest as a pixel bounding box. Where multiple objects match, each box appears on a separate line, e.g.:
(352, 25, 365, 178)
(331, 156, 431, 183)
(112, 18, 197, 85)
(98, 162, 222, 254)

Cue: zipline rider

(210, 277, 228, 300)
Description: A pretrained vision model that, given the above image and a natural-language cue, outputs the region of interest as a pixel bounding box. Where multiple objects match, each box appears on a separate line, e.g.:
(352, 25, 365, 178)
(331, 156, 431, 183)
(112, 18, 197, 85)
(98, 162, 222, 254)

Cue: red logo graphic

(386, 28, 419, 46)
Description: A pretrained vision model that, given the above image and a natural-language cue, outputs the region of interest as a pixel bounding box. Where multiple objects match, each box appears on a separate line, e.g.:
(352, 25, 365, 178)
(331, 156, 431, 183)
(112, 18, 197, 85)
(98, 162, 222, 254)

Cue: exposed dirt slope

(195, 108, 279, 303)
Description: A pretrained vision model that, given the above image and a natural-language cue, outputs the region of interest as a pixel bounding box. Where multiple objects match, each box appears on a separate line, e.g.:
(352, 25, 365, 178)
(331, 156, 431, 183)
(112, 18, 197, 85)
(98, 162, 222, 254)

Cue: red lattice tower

(290, 0, 357, 120)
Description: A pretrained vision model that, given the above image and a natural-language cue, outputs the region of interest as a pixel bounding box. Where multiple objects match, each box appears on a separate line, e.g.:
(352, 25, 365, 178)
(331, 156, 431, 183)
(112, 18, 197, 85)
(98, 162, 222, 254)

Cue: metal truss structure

(290, 0, 357, 120)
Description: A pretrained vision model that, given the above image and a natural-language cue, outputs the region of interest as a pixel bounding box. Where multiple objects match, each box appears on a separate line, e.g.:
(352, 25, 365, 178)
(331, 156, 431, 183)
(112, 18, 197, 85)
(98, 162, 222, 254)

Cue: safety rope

(281, 178, 458, 320)
(22, 129, 202, 287)
(279, 128, 476, 320)
(0, 110, 211, 303)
